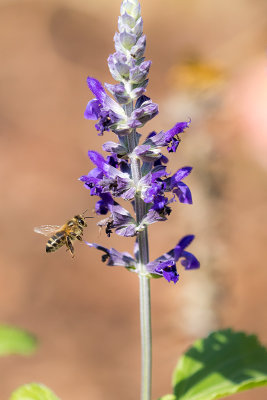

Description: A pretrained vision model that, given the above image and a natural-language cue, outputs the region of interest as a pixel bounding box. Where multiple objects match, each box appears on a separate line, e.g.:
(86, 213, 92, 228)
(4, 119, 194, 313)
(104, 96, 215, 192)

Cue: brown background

(1, 0, 267, 399)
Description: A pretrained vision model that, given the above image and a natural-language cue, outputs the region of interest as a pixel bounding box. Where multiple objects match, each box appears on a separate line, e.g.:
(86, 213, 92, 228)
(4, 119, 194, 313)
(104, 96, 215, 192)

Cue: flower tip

(84, 241, 93, 247)
(178, 234, 195, 249)
(78, 175, 87, 182)
(86, 76, 97, 86)
(86, 77, 106, 103)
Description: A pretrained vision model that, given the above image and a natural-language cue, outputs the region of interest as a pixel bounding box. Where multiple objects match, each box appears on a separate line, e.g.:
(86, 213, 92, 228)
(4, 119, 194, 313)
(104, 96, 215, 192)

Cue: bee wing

(34, 225, 61, 237)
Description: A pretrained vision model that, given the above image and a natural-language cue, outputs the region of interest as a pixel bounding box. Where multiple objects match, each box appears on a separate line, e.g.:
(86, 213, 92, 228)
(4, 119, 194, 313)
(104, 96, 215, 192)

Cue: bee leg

(66, 237, 75, 257)
(77, 235, 83, 241)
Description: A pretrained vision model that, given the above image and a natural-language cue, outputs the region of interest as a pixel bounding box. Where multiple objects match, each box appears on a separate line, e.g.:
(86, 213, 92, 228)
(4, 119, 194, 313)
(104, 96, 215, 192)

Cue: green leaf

(158, 395, 176, 400)
(170, 329, 267, 400)
(10, 383, 60, 400)
(0, 325, 37, 356)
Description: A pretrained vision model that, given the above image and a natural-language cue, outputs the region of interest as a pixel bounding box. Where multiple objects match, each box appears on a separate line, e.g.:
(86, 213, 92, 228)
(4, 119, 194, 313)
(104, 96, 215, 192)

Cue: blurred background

(1, 0, 267, 399)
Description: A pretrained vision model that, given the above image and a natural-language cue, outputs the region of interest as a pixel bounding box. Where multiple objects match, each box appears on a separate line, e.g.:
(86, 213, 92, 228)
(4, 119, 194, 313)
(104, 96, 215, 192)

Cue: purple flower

(86, 242, 136, 269)
(97, 203, 137, 237)
(79, 151, 135, 200)
(79, 166, 104, 196)
(139, 165, 192, 214)
(165, 121, 190, 152)
(85, 77, 127, 135)
(151, 195, 171, 213)
(156, 260, 179, 283)
(85, 234, 199, 284)
(85, 78, 158, 135)
(165, 167, 193, 204)
(135, 120, 191, 160)
(146, 235, 200, 283)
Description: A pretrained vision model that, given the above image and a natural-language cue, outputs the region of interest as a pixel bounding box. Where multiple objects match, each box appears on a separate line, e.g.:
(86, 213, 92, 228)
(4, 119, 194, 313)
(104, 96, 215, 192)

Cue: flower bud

(132, 17, 143, 37)
(130, 35, 146, 59)
(130, 97, 158, 127)
(129, 61, 151, 83)
(130, 79, 148, 99)
(116, 31, 137, 51)
(118, 14, 135, 33)
(105, 83, 130, 105)
(118, 14, 143, 38)
(120, 0, 141, 21)
(107, 52, 131, 81)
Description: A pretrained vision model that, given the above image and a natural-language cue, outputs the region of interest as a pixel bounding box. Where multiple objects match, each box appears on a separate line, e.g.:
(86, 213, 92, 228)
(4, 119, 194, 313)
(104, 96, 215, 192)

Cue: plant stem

(138, 241, 152, 400)
(124, 102, 152, 400)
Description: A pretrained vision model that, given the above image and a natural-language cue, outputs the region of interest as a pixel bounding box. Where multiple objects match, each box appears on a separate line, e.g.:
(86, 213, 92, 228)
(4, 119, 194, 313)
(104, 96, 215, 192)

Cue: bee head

(74, 215, 87, 228)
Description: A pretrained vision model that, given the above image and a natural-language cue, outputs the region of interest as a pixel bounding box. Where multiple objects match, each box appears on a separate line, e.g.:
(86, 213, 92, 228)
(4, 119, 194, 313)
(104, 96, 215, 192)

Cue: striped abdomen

(46, 231, 66, 253)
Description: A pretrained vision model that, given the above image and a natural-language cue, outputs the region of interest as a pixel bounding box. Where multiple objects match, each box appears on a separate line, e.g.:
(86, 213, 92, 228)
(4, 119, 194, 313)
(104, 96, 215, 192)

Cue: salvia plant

(7, 1, 267, 400)
(79, 1, 199, 398)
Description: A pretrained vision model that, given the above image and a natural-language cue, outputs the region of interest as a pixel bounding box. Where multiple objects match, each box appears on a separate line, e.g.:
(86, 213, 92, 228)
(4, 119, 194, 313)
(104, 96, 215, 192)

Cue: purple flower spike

(80, 0, 199, 282)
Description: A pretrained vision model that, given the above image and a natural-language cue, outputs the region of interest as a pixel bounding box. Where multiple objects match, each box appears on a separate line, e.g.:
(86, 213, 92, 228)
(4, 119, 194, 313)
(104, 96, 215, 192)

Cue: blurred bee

(34, 213, 92, 257)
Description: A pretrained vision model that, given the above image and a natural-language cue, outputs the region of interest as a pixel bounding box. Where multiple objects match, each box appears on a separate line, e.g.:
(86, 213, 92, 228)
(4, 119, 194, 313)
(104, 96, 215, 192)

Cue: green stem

(124, 102, 152, 400)
(138, 237, 152, 400)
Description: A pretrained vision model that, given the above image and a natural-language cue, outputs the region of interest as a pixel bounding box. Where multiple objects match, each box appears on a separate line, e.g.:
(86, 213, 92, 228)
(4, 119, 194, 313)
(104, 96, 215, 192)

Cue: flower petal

(84, 99, 101, 120)
(87, 77, 107, 104)
(86, 242, 136, 268)
(171, 167, 192, 184)
(178, 234, 195, 250)
(88, 150, 129, 179)
(165, 120, 191, 141)
(173, 182, 193, 204)
(181, 250, 200, 270)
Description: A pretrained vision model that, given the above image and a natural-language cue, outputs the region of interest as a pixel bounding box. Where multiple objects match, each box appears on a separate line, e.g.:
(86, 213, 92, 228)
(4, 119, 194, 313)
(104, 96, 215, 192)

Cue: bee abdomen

(46, 231, 65, 253)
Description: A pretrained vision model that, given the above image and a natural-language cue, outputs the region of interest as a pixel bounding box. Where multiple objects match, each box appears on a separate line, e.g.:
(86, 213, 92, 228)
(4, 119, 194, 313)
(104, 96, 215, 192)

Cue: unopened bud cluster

(108, 0, 149, 105)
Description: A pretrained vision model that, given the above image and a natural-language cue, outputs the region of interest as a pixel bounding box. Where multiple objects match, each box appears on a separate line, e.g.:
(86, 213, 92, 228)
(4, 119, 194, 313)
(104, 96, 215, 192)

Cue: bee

(34, 213, 92, 257)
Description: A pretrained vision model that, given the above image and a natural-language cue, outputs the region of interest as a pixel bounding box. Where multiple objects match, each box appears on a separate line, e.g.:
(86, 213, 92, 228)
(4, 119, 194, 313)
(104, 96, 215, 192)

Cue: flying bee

(34, 213, 92, 257)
